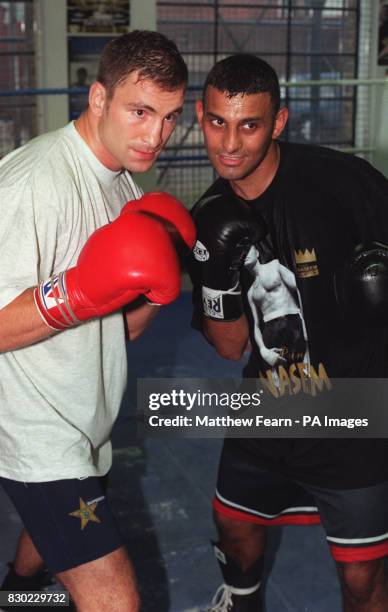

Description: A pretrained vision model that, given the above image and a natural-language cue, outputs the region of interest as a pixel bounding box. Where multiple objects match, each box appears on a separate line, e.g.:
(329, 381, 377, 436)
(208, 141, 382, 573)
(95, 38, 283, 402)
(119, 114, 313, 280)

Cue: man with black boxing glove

(0, 31, 194, 612)
(190, 54, 388, 611)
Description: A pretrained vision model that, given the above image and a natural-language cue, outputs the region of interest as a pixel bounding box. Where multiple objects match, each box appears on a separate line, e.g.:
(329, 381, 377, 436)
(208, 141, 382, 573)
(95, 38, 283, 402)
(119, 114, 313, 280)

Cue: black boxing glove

(190, 192, 267, 321)
(334, 241, 388, 326)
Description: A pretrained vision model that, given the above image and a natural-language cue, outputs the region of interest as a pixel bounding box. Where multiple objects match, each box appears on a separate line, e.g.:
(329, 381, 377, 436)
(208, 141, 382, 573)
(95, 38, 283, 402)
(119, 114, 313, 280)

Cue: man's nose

(143, 120, 163, 149)
(222, 127, 240, 153)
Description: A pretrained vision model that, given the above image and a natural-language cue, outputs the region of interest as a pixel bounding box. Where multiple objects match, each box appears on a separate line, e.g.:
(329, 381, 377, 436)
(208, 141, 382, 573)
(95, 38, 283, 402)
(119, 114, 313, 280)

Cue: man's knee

(214, 510, 264, 540)
(213, 510, 267, 568)
(57, 547, 140, 612)
(337, 559, 386, 604)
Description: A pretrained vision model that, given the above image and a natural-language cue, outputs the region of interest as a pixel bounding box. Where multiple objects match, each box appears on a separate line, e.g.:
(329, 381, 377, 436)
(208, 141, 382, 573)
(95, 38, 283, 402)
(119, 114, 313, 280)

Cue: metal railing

(0, 77, 387, 204)
(156, 78, 388, 203)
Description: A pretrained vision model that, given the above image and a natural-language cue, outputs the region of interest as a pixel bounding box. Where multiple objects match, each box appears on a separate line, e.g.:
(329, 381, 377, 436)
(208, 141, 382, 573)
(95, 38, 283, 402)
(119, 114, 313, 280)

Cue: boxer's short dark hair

(97, 30, 188, 97)
(203, 54, 280, 115)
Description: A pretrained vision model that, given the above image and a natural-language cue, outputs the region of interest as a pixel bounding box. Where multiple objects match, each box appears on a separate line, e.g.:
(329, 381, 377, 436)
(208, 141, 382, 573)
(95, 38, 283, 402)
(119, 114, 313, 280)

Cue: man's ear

(88, 82, 107, 117)
(195, 99, 204, 128)
(272, 107, 288, 139)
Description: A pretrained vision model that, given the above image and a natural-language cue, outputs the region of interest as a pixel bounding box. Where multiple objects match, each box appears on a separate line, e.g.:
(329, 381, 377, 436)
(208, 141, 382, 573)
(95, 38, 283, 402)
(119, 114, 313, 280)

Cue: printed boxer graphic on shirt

(243, 240, 330, 397)
(244, 244, 308, 369)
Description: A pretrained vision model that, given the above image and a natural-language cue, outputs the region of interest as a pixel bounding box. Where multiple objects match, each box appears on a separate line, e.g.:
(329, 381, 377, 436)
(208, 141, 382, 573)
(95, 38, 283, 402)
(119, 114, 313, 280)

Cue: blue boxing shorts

(0, 474, 124, 574)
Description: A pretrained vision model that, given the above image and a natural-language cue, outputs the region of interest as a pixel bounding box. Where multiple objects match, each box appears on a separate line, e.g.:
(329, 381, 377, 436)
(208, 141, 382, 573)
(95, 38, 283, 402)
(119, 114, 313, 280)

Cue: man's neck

(75, 110, 121, 171)
(229, 141, 280, 201)
(74, 111, 94, 150)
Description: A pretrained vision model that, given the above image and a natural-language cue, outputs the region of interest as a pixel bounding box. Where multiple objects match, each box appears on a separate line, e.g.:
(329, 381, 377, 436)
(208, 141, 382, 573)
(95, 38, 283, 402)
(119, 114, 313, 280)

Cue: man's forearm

(0, 288, 54, 353)
(0, 286, 162, 353)
(124, 300, 161, 341)
(203, 314, 249, 360)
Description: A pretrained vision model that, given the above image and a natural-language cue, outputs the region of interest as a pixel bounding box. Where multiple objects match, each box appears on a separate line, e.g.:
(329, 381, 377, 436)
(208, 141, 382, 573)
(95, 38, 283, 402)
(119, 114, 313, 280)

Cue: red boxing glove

(34, 212, 181, 331)
(122, 192, 196, 252)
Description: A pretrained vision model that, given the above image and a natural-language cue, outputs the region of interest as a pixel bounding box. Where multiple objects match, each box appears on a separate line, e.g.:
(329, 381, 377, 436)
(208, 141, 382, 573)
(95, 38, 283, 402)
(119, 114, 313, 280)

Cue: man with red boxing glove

(190, 55, 388, 611)
(0, 30, 193, 611)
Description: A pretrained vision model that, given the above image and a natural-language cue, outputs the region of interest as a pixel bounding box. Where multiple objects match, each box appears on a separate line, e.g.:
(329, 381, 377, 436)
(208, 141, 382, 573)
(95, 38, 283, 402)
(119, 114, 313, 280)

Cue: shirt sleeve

(0, 179, 59, 309)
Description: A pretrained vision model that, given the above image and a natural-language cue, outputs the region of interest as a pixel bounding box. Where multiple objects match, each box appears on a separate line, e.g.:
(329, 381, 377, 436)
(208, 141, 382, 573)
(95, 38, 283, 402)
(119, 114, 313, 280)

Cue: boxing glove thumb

(122, 192, 196, 264)
(334, 241, 388, 326)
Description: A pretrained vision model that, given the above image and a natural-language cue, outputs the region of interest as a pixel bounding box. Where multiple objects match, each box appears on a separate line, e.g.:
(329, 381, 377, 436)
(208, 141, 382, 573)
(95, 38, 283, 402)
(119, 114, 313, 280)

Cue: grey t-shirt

(0, 122, 142, 482)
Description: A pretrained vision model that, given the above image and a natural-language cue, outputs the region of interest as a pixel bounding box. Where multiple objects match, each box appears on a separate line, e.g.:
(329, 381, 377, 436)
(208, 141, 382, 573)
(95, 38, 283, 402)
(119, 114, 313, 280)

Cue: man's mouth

(218, 154, 244, 166)
(132, 149, 157, 160)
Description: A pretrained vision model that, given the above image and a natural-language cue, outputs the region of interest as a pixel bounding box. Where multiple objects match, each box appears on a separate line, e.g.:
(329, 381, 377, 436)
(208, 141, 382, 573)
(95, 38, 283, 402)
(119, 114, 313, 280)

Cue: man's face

(91, 71, 185, 172)
(196, 86, 287, 183)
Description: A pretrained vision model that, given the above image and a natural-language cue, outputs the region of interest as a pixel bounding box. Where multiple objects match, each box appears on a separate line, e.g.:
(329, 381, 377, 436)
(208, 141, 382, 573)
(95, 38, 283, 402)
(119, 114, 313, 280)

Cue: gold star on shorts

(69, 497, 101, 530)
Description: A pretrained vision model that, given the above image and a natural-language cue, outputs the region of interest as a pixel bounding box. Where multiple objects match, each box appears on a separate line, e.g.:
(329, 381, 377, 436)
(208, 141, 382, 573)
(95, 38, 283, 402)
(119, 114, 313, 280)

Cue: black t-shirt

(191, 141, 388, 488)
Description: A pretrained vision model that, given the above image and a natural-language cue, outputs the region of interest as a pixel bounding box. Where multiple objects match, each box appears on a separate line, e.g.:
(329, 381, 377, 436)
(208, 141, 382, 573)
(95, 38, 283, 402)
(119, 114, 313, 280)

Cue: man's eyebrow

(239, 116, 264, 123)
(125, 101, 156, 112)
(125, 102, 183, 116)
(205, 111, 224, 120)
(205, 110, 264, 123)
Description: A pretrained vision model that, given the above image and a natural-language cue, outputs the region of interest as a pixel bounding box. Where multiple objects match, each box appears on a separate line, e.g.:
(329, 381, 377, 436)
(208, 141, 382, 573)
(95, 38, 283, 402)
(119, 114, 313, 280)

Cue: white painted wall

(366, 0, 388, 176)
(131, 0, 156, 30)
(35, 0, 68, 133)
(130, 0, 158, 191)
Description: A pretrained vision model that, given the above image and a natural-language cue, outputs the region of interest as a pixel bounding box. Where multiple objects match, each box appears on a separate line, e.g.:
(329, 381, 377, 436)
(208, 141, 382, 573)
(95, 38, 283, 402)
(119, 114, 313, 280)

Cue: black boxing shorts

(214, 438, 388, 562)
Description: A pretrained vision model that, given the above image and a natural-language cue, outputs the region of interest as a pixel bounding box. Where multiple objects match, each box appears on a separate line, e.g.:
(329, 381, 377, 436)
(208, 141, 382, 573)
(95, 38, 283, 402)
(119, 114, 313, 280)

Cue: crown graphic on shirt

(294, 248, 317, 265)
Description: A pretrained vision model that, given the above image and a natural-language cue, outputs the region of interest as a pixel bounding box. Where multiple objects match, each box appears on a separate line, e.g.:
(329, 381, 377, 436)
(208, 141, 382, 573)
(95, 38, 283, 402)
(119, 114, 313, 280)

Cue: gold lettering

(310, 362, 332, 394)
(259, 370, 279, 398)
(297, 362, 311, 394)
(258, 362, 331, 399)
(278, 366, 290, 396)
(289, 363, 301, 395)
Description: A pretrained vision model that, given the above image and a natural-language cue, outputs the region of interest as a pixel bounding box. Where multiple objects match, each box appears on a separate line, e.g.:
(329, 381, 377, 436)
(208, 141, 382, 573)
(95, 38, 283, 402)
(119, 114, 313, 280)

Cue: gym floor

(0, 292, 343, 611)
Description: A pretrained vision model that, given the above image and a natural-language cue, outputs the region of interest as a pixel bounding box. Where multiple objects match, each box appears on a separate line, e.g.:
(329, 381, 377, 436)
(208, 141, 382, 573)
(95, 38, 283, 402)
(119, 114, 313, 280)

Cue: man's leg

(204, 439, 319, 611)
(1, 529, 53, 594)
(57, 546, 139, 612)
(337, 559, 388, 612)
(2, 474, 110, 585)
(0, 475, 138, 609)
(303, 478, 388, 612)
(215, 511, 267, 571)
(13, 529, 45, 576)
(205, 512, 266, 612)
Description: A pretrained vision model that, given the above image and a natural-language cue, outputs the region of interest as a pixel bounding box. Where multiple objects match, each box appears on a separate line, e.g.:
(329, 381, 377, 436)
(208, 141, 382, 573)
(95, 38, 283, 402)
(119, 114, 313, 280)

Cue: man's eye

(211, 119, 223, 127)
(244, 122, 257, 130)
(135, 110, 144, 117)
(165, 114, 176, 123)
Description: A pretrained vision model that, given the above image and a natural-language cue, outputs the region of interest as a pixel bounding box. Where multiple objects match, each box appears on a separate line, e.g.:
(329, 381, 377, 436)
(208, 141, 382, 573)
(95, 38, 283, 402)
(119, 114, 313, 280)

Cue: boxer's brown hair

(97, 30, 188, 98)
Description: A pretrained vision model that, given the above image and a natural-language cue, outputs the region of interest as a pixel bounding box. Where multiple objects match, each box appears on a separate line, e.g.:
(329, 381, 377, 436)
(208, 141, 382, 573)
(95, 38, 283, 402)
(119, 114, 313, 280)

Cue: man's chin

(125, 158, 156, 173)
(214, 165, 247, 181)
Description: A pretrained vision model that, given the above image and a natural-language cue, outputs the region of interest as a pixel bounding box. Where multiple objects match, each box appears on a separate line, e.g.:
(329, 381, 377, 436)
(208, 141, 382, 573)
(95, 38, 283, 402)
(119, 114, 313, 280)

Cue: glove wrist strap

(34, 272, 79, 331)
(202, 284, 243, 321)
